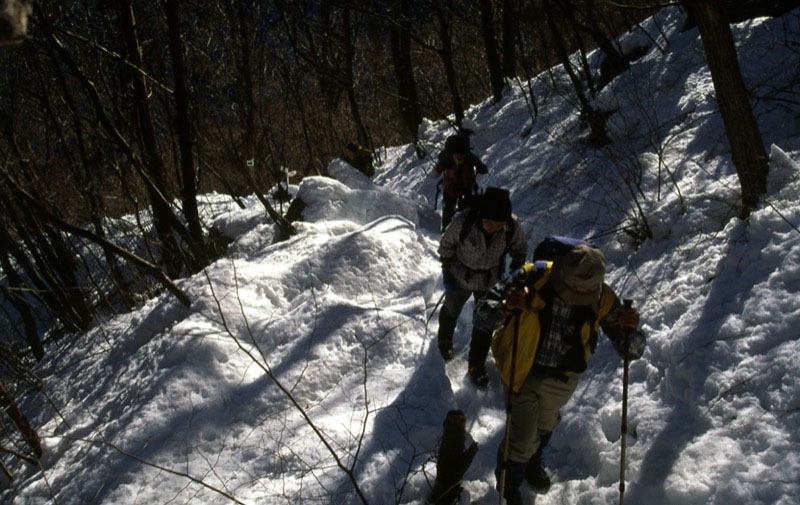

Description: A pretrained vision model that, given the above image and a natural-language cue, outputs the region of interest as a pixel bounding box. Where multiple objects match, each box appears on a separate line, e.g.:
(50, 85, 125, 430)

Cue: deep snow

(3, 6, 800, 505)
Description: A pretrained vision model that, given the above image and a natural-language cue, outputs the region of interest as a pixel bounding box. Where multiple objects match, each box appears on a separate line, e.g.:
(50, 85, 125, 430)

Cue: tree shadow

(622, 236, 768, 503)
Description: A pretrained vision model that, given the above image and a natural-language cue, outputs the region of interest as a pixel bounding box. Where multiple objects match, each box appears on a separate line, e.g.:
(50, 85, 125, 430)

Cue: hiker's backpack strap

(582, 283, 617, 354)
(521, 262, 536, 277)
(593, 284, 616, 326)
(434, 178, 443, 210)
(458, 208, 478, 243)
(520, 261, 552, 307)
(505, 218, 515, 252)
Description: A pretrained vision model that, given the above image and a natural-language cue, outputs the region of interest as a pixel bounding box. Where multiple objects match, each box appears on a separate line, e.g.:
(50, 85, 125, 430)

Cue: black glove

(612, 329, 647, 360)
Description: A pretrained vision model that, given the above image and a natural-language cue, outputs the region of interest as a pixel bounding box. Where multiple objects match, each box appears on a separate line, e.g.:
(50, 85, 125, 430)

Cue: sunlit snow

(3, 6, 799, 505)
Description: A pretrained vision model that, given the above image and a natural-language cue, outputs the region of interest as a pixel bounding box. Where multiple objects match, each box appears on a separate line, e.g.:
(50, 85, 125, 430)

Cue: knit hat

(551, 245, 606, 305)
(478, 187, 512, 222)
(444, 134, 470, 155)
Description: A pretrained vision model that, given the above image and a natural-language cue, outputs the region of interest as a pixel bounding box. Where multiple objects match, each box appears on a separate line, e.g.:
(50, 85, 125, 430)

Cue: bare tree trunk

(570, 0, 630, 91)
(217, 3, 297, 239)
(35, 7, 197, 275)
(40, 222, 93, 330)
(561, 2, 596, 98)
(0, 237, 43, 360)
(543, 0, 610, 146)
(432, 0, 465, 126)
(0, 208, 62, 328)
(341, 6, 370, 147)
(0, 381, 42, 461)
(543, 0, 589, 109)
(501, 0, 517, 79)
(0, 146, 92, 333)
(229, 1, 260, 176)
(682, 0, 768, 217)
(119, 0, 187, 277)
(388, 0, 423, 145)
(480, 0, 504, 103)
(316, 0, 344, 113)
(40, 40, 135, 310)
(274, 2, 330, 175)
(164, 0, 207, 269)
(276, 56, 320, 176)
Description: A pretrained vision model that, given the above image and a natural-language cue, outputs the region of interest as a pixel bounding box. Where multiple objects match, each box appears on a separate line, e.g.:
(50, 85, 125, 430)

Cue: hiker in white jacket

(437, 187, 527, 387)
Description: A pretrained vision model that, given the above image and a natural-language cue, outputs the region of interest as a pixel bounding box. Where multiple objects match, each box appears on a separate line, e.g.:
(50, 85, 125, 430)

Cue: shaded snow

(3, 6, 800, 505)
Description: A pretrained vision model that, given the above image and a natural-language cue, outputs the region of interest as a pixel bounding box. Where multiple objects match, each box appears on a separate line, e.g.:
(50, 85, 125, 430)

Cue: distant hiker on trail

(472, 240, 646, 504)
(272, 167, 292, 203)
(437, 187, 527, 388)
(432, 133, 488, 231)
(343, 142, 374, 178)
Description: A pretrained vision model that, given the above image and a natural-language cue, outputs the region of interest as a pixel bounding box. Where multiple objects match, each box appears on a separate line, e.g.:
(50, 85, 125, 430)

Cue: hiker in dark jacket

(433, 133, 488, 231)
(437, 187, 527, 388)
(344, 142, 374, 178)
(473, 245, 646, 504)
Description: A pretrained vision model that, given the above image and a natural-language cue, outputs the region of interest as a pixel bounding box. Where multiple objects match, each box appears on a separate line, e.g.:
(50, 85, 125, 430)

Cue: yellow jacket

(490, 262, 617, 393)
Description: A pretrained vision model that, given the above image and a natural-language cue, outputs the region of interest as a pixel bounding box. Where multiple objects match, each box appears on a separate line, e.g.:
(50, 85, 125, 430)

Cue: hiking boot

(524, 457, 551, 493)
(437, 310, 457, 362)
(495, 459, 526, 505)
(438, 340, 454, 361)
(499, 487, 522, 505)
(468, 365, 489, 388)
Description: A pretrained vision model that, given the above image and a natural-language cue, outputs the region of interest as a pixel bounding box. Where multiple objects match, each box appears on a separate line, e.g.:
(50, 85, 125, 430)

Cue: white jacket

(438, 210, 527, 291)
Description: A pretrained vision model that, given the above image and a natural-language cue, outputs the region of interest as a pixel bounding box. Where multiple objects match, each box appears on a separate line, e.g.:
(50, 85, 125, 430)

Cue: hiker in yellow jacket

(473, 244, 645, 504)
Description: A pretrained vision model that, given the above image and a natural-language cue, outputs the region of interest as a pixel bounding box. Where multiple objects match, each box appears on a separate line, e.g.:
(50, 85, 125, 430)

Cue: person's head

(481, 218, 505, 234)
(477, 187, 511, 233)
(444, 134, 469, 162)
(344, 142, 358, 159)
(551, 245, 606, 305)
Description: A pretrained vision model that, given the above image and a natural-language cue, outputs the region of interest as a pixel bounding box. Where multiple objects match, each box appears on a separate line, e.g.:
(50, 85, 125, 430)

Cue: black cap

(478, 187, 511, 222)
(444, 134, 470, 155)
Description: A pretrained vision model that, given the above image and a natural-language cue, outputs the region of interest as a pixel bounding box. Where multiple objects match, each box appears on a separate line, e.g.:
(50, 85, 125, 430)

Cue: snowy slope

(4, 6, 800, 505)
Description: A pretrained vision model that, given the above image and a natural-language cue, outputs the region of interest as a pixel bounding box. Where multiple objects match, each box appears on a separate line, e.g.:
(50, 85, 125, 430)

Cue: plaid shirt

(474, 265, 632, 372)
(439, 210, 527, 291)
(533, 295, 580, 368)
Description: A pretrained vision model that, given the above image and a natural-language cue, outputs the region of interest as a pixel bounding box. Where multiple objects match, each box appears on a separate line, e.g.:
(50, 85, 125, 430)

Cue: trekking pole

(497, 310, 522, 505)
(619, 299, 633, 505)
(434, 179, 443, 210)
(426, 290, 446, 329)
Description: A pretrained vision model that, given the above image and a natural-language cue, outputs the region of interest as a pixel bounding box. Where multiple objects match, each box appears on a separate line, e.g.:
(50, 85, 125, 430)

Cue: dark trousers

(436, 286, 493, 368)
(441, 194, 458, 232)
